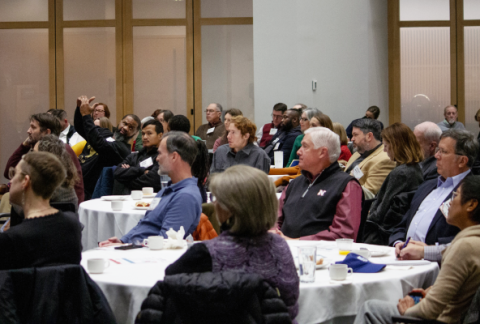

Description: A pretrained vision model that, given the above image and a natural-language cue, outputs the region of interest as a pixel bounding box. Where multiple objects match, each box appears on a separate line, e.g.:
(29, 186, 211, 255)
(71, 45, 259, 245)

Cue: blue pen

(122, 258, 135, 264)
(401, 237, 411, 250)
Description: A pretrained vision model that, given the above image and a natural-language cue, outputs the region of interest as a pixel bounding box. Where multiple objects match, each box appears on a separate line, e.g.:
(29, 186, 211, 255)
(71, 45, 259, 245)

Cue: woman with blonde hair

(210, 116, 270, 174)
(362, 122, 424, 245)
(333, 122, 352, 162)
(165, 165, 299, 320)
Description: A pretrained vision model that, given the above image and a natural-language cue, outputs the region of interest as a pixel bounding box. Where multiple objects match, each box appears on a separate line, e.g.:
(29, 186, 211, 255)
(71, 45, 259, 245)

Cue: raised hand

(78, 95, 96, 116)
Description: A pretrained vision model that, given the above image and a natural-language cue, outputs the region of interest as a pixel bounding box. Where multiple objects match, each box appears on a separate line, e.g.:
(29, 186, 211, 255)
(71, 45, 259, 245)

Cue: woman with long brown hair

(362, 122, 424, 245)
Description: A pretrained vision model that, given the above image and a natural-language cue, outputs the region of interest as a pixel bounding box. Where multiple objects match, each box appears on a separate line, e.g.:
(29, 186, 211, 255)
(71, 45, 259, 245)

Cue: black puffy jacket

(135, 271, 292, 324)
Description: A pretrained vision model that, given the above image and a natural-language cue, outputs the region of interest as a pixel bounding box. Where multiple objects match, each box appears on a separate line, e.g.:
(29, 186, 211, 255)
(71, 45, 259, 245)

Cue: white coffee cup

(143, 236, 164, 250)
(336, 238, 353, 251)
(111, 201, 123, 211)
(328, 264, 353, 281)
(142, 187, 154, 195)
(351, 249, 371, 259)
(131, 190, 142, 200)
(87, 258, 110, 274)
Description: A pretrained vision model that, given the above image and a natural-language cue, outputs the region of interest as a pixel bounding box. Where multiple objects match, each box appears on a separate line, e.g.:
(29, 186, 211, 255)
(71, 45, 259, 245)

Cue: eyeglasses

(204, 110, 219, 114)
(300, 117, 309, 122)
(452, 190, 459, 199)
(271, 114, 283, 119)
(95, 109, 105, 113)
(435, 147, 452, 156)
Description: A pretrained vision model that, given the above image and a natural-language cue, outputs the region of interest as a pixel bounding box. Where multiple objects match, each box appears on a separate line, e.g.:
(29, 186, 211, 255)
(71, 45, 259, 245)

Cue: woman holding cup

(165, 165, 299, 321)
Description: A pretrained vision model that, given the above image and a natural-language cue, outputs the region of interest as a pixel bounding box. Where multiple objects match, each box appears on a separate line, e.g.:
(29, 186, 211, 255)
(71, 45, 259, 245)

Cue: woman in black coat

(362, 122, 425, 245)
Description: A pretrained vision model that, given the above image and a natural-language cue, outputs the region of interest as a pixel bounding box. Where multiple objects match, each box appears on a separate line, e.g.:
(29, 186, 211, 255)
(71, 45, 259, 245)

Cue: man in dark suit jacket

(389, 130, 478, 258)
(413, 121, 442, 181)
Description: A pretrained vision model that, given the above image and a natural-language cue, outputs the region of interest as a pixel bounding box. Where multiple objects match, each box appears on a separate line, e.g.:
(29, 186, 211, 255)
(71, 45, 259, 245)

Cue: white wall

(253, 0, 388, 129)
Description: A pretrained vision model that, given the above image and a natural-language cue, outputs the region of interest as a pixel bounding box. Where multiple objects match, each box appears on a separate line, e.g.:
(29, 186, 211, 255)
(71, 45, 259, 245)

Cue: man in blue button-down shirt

(390, 129, 478, 259)
(99, 132, 202, 246)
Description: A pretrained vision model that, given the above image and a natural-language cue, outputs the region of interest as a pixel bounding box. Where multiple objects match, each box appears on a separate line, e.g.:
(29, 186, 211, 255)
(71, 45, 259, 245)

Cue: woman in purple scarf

(166, 165, 300, 321)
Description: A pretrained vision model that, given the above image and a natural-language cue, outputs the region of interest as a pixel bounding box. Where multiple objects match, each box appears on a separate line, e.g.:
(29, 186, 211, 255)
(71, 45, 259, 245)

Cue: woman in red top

(333, 122, 352, 163)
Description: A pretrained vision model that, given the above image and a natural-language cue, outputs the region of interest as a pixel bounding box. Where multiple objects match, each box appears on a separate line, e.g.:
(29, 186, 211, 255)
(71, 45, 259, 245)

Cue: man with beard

(344, 118, 396, 199)
(437, 105, 465, 132)
(99, 132, 202, 246)
(2, 113, 85, 203)
(265, 108, 302, 167)
(112, 119, 163, 194)
(74, 95, 141, 200)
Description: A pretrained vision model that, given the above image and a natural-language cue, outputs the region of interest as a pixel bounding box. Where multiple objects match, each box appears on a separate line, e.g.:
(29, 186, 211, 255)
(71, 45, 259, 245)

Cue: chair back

(136, 271, 292, 324)
(356, 198, 376, 243)
(0, 264, 116, 324)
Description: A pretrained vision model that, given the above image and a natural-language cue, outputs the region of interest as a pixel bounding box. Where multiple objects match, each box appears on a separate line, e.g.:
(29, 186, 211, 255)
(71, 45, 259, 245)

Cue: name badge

(140, 157, 154, 168)
(106, 137, 115, 142)
(274, 142, 280, 150)
(207, 127, 215, 134)
(353, 165, 364, 180)
(269, 128, 278, 135)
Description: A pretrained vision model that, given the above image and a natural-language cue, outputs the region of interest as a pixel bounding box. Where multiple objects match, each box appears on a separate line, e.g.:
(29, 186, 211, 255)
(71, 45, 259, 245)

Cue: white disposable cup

(351, 249, 371, 259)
(274, 151, 284, 169)
(142, 187, 154, 195)
(298, 246, 316, 283)
(328, 264, 353, 281)
(111, 201, 123, 211)
(87, 258, 110, 274)
(143, 236, 164, 250)
(131, 190, 142, 200)
(336, 238, 353, 251)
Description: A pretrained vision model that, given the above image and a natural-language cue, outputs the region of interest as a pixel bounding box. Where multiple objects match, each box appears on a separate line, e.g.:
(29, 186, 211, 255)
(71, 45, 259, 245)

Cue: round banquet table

(81, 240, 439, 324)
(79, 197, 149, 251)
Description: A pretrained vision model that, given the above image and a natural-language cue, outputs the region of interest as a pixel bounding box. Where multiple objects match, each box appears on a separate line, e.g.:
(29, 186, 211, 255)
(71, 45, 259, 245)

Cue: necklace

(26, 206, 55, 218)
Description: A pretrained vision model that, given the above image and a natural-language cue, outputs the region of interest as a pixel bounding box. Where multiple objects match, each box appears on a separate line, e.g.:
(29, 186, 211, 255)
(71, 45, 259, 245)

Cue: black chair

(136, 271, 292, 324)
(0, 264, 116, 323)
(391, 316, 445, 324)
(356, 198, 376, 243)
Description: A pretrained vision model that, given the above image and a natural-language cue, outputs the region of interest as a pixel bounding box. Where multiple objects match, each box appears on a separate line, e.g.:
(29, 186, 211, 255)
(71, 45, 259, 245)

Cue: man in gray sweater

(437, 105, 465, 132)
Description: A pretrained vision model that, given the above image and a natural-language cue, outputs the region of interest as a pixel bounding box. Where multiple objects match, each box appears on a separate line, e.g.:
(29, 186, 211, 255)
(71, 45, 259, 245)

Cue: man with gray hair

(390, 129, 478, 259)
(437, 105, 465, 132)
(274, 127, 363, 241)
(344, 119, 396, 198)
(195, 103, 225, 150)
(413, 121, 442, 180)
(100, 131, 202, 246)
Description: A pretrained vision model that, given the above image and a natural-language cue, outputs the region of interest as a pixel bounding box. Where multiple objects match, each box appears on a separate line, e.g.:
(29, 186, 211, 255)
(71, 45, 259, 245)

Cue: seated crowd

(1, 98, 480, 323)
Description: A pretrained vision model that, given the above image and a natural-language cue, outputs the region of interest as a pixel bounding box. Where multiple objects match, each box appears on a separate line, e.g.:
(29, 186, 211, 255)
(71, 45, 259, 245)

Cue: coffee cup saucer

(329, 278, 353, 285)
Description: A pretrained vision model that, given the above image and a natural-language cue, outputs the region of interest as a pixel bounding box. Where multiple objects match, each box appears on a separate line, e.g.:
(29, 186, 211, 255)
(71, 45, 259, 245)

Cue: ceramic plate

(369, 248, 390, 257)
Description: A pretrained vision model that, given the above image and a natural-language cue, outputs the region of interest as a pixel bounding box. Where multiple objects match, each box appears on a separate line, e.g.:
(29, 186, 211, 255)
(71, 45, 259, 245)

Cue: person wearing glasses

(355, 175, 480, 324)
(256, 103, 287, 148)
(389, 130, 478, 260)
(195, 103, 225, 150)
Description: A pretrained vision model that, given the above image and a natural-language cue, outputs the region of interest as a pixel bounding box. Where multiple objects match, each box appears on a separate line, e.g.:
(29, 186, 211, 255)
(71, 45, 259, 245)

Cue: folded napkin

(164, 226, 186, 249)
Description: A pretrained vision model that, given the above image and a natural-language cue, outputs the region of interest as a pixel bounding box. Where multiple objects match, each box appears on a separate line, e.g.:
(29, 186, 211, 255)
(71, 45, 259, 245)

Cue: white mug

(328, 264, 353, 281)
(336, 238, 353, 251)
(143, 236, 164, 250)
(142, 187, 154, 195)
(131, 190, 142, 200)
(87, 258, 110, 274)
(351, 249, 371, 259)
(111, 201, 123, 211)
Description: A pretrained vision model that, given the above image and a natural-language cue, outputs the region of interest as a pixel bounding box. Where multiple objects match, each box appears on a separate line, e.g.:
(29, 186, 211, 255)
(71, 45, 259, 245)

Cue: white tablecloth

(79, 198, 148, 251)
(81, 240, 439, 324)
